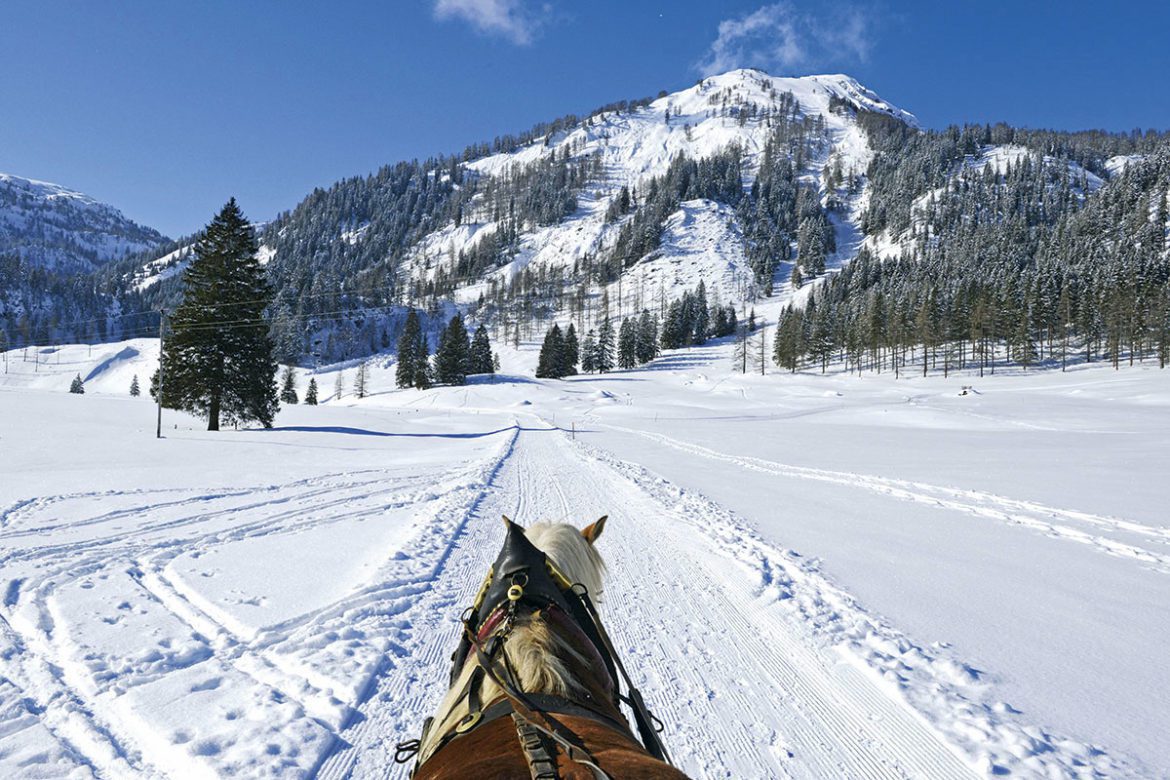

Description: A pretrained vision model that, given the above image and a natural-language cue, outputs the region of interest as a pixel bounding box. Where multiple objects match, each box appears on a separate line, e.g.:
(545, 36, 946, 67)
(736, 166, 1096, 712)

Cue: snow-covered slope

(399, 69, 911, 309)
(0, 173, 167, 274)
(865, 144, 1107, 259)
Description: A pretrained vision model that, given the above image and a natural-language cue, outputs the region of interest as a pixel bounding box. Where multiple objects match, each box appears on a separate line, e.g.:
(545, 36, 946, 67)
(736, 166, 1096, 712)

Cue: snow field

(2, 335, 1169, 777)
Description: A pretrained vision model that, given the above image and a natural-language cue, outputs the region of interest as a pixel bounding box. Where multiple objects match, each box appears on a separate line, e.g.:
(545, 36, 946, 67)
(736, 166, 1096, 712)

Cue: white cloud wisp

(697, 2, 873, 77)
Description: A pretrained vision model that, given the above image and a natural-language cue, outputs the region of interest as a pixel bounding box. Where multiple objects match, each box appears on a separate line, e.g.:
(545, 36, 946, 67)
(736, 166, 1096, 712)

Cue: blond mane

(418, 520, 607, 762)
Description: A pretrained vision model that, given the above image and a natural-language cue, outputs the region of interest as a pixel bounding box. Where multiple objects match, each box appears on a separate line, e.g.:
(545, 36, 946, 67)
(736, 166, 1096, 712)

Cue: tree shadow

(259, 424, 558, 439)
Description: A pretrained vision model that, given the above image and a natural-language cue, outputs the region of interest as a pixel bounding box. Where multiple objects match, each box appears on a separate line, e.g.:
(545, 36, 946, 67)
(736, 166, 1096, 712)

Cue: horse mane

(523, 522, 606, 602)
(419, 522, 607, 762)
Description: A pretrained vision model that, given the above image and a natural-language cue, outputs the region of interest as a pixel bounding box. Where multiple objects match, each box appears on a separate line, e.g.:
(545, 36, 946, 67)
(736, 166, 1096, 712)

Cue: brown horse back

(416, 713, 691, 779)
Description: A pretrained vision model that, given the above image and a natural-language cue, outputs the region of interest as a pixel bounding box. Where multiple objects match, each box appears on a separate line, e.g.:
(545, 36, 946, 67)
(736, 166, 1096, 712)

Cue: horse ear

(503, 514, 523, 530)
(581, 515, 607, 544)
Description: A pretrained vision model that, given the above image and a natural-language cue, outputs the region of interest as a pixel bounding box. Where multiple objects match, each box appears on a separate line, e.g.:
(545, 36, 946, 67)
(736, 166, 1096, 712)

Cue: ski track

(0, 433, 519, 779)
(598, 422, 1170, 574)
(322, 421, 986, 779)
(1, 414, 1144, 778)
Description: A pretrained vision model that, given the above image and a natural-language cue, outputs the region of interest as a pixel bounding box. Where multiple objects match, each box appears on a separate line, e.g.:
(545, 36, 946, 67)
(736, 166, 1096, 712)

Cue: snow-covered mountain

(0, 172, 168, 274)
(395, 69, 910, 308)
(30, 67, 1170, 361)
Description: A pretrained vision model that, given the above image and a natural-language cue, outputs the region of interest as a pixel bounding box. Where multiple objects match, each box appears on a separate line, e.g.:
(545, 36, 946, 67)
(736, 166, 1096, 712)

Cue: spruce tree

(129, 374, 140, 397)
(693, 281, 709, 344)
(581, 330, 598, 373)
(562, 323, 579, 375)
(434, 314, 470, 385)
(354, 361, 369, 398)
(304, 377, 319, 405)
(70, 374, 85, 394)
(280, 366, 298, 404)
(396, 309, 424, 389)
(618, 318, 637, 368)
(414, 335, 432, 389)
(595, 317, 615, 373)
(158, 199, 278, 430)
(636, 310, 658, 363)
(536, 324, 564, 378)
(470, 324, 494, 374)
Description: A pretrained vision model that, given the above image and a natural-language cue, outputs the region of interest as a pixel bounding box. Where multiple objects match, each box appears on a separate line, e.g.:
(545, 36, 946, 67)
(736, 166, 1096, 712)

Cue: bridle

(395, 517, 673, 779)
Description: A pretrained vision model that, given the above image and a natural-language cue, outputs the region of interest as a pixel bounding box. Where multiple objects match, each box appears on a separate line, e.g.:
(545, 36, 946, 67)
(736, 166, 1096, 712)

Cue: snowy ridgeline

(0, 172, 167, 275)
(2, 332, 1170, 778)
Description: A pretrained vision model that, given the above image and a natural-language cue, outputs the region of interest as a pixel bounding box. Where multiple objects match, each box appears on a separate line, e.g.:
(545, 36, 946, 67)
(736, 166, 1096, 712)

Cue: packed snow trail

(321, 421, 978, 779)
(0, 394, 1147, 778)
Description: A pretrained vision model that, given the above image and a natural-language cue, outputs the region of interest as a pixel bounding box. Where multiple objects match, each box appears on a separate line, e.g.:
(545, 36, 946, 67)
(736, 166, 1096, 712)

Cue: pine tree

(536, 324, 565, 378)
(279, 366, 298, 404)
(618, 318, 637, 368)
(70, 374, 85, 394)
(581, 330, 598, 373)
(129, 374, 140, 397)
(354, 361, 369, 398)
(413, 335, 432, 389)
(595, 317, 615, 373)
(693, 281, 709, 343)
(470, 324, 494, 374)
(396, 309, 425, 389)
(304, 377, 318, 405)
(562, 323, 579, 375)
(434, 314, 471, 385)
(158, 199, 278, 430)
(636, 310, 659, 363)
(790, 264, 803, 289)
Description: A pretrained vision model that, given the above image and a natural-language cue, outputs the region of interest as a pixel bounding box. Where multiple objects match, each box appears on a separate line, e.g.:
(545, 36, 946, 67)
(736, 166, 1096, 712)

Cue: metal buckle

(455, 711, 483, 734)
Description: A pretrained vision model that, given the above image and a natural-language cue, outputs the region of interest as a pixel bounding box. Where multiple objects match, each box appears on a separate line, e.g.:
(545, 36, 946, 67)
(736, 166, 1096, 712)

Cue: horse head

(407, 515, 682, 779)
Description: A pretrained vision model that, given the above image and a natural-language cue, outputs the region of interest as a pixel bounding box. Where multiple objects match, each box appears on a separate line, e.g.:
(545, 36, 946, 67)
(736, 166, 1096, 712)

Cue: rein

(395, 520, 674, 779)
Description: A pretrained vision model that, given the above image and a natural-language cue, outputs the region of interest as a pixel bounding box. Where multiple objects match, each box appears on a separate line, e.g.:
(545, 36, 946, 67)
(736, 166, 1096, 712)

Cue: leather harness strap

(471, 641, 611, 780)
(512, 712, 560, 779)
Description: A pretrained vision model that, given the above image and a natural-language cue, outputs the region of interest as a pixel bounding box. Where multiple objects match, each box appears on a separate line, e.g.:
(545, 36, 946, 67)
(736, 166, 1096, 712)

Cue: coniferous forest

(772, 119, 1170, 375)
(3, 78, 1168, 380)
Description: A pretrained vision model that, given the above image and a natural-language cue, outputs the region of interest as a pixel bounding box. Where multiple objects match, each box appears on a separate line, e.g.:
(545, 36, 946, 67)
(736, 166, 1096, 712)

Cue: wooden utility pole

(156, 310, 166, 439)
(759, 322, 767, 375)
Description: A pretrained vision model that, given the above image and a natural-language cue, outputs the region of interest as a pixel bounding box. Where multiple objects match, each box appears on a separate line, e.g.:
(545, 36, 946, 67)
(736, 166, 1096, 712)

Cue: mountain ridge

(4, 68, 1168, 372)
(0, 171, 169, 275)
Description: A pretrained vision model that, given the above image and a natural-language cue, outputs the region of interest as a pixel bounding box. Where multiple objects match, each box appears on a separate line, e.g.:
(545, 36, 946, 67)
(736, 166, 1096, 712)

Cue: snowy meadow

(2, 338, 1168, 778)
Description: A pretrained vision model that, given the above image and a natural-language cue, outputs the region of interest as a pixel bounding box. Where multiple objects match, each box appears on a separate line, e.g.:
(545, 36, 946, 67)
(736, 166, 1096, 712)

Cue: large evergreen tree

(580, 330, 598, 374)
(434, 313, 471, 385)
(562, 323, 580, 375)
(158, 199, 278, 430)
(470, 324, 494, 374)
(396, 309, 430, 389)
(536, 324, 565, 378)
(595, 317, 615, 373)
(304, 377, 319, 405)
(618, 318, 638, 368)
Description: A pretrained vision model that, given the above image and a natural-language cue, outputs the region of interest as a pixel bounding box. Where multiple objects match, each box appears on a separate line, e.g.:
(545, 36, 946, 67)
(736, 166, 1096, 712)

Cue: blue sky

(3, 1, 1169, 238)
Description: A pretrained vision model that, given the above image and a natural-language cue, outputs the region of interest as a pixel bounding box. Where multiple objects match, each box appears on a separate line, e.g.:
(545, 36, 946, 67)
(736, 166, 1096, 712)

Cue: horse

(396, 515, 691, 779)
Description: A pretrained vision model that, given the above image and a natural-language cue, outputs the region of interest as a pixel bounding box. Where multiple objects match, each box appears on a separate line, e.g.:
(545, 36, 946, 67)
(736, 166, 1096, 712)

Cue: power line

(2, 301, 420, 353)
(18, 281, 400, 335)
